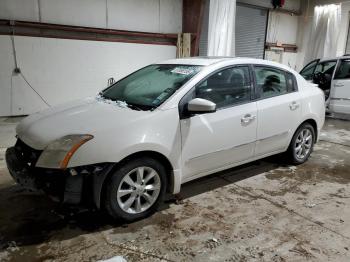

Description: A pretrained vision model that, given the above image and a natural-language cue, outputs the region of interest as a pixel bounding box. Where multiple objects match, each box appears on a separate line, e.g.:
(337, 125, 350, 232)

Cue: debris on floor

(0, 118, 350, 261)
(98, 256, 127, 262)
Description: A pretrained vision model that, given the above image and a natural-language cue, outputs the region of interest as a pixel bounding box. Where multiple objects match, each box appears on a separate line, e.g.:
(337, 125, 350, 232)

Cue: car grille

(14, 139, 43, 168)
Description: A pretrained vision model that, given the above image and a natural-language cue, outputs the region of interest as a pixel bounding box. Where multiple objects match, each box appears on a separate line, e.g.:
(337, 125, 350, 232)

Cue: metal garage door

(199, 1, 268, 59)
(235, 4, 267, 59)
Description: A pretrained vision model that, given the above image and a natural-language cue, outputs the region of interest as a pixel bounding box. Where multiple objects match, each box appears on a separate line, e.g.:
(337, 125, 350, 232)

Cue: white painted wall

(0, 0, 181, 116)
(265, 5, 300, 70)
(267, 11, 299, 45)
(0, 0, 182, 33)
(0, 36, 176, 116)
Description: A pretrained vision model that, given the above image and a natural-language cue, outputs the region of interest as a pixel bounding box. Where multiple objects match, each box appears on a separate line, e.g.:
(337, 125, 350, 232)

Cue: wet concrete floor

(0, 118, 350, 261)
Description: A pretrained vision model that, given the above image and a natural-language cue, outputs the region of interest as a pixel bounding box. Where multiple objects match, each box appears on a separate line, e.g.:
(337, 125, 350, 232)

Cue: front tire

(104, 157, 167, 221)
(287, 123, 315, 164)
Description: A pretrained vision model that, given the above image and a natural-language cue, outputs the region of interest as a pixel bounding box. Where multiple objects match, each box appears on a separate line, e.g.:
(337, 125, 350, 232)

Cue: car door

(313, 60, 338, 99)
(300, 59, 320, 81)
(254, 65, 302, 157)
(329, 59, 350, 115)
(180, 65, 257, 179)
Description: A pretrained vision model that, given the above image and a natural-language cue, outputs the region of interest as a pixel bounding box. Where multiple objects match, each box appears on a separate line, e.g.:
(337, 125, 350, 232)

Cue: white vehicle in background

(6, 57, 325, 221)
(300, 55, 350, 118)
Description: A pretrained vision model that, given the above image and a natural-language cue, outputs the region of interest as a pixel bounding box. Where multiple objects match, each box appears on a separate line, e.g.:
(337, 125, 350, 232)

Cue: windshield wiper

(128, 102, 156, 111)
(127, 103, 142, 111)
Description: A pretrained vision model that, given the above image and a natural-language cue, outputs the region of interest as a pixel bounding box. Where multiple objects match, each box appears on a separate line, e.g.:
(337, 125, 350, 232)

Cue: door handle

(289, 101, 300, 111)
(241, 114, 256, 124)
(334, 83, 344, 87)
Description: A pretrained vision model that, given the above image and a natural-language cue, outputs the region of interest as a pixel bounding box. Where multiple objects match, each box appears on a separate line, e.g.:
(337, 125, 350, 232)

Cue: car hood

(16, 97, 153, 150)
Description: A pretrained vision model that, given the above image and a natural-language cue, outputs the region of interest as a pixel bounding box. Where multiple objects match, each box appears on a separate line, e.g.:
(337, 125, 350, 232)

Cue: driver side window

(300, 59, 319, 80)
(314, 61, 337, 75)
(195, 66, 252, 109)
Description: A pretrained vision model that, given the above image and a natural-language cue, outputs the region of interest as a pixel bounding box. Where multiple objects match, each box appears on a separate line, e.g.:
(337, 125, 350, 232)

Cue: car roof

(157, 56, 295, 73)
(319, 55, 350, 62)
(158, 56, 233, 66)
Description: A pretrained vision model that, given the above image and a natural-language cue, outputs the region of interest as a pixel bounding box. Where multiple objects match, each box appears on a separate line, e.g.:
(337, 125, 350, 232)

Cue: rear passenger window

(335, 60, 350, 79)
(254, 67, 289, 99)
(195, 66, 252, 109)
(286, 72, 297, 92)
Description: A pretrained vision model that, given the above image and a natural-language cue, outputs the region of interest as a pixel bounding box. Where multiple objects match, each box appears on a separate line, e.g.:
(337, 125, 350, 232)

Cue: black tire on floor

(104, 157, 167, 221)
(287, 122, 315, 165)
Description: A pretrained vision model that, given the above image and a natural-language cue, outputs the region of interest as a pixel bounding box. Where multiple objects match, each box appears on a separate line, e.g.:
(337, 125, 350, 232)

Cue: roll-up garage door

(235, 4, 267, 59)
(199, 1, 268, 59)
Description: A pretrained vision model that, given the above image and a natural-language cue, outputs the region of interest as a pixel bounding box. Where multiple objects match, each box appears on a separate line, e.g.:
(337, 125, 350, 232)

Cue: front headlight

(36, 134, 93, 169)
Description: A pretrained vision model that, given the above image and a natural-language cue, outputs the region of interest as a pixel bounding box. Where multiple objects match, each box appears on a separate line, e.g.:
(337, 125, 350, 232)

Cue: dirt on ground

(0, 118, 350, 262)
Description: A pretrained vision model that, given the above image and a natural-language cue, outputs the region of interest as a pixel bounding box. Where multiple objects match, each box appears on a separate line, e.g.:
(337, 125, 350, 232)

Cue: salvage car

(6, 57, 325, 221)
(300, 55, 350, 116)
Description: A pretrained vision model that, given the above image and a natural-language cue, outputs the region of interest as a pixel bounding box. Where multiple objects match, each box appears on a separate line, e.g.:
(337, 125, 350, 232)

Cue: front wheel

(287, 123, 315, 164)
(104, 157, 167, 221)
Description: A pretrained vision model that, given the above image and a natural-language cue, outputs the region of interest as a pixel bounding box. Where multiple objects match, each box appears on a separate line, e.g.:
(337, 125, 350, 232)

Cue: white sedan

(6, 57, 325, 221)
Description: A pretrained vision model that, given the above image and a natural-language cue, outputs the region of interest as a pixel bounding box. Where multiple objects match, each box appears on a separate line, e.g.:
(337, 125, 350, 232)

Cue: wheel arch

(94, 150, 175, 209)
(287, 118, 318, 152)
(299, 118, 318, 142)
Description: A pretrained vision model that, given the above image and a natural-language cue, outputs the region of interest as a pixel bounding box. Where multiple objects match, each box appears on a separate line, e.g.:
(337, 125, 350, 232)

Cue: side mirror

(107, 77, 115, 87)
(187, 98, 216, 114)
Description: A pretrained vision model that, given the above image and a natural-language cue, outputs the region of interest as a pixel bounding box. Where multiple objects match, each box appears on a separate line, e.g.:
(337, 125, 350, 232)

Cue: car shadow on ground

(0, 155, 286, 251)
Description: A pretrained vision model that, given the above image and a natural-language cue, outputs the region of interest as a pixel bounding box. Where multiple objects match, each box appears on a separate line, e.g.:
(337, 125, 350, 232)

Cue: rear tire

(287, 123, 315, 165)
(104, 157, 167, 221)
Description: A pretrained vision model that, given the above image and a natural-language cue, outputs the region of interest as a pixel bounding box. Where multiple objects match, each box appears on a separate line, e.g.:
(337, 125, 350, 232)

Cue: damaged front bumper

(6, 146, 39, 191)
(5, 140, 114, 207)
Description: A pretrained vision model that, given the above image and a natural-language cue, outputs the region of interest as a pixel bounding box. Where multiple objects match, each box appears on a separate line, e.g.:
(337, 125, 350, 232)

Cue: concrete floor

(0, 117, 350, 262)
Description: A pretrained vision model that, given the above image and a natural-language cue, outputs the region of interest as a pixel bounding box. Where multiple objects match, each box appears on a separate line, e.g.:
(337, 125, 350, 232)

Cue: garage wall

(267, 12, 299, 45)
(199, 1, 270, 59)
(0, 0, 181, 116)
(0, 36, 176, 116)
(199, 0, 302, 69)
(237, 0, 300, 12)
(0, 0, 182, 33)
(265, 10, 299, 70)
(296, 0, 350, 70)
(245, 0, 300, 70)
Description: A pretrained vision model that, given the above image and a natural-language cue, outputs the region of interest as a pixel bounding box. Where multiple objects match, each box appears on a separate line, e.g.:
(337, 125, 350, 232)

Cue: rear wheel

(104, 157, 166, 221)
(287, 123, 315, 164)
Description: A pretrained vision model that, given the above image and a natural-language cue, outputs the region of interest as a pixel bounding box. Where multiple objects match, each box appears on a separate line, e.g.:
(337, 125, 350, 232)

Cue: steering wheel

(312, 72, 328, 89)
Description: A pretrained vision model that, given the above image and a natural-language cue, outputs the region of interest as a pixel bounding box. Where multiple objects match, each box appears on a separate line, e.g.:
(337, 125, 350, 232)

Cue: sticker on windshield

(154, 92, 168, 103)
(171, 67, 195, 75)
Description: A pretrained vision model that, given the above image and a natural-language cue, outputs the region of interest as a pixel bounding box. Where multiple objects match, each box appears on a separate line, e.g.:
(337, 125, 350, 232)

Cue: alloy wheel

(294, 128, 313, 160)
(117, 166, 161, 214)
